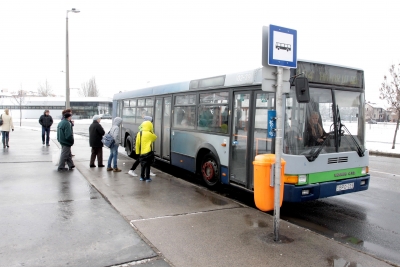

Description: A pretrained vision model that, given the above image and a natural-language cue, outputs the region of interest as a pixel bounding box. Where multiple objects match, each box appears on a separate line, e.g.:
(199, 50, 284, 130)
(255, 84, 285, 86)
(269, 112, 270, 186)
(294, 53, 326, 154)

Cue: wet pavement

(279, 156, 400, 265)
(0, 128, 169, 267)
(2, 125, 399, 267)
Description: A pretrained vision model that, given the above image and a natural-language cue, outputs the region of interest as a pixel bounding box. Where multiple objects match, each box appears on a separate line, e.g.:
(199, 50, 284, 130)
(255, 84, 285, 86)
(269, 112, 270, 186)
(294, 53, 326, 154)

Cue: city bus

(112, 60, 369, 202)
(275, 42, 291, 51)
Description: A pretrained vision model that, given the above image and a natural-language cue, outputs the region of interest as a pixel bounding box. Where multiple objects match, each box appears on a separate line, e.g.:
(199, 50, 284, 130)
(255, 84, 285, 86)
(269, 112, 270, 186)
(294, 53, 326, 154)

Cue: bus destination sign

(296, 61, 363, 88)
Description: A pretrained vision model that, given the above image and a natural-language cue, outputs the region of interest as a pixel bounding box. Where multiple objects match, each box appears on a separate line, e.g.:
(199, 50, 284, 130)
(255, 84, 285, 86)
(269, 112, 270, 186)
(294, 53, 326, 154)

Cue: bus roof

(113, 60, 363, 100)
(113, 68, 263, 100)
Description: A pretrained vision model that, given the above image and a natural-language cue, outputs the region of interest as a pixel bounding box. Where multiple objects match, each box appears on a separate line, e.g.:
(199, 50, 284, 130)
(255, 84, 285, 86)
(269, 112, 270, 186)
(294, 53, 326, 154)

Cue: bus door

(230, 92, 252, 186)
(153, 96, 172, 160)
(250, 92, 275, 188)
(154, 98, 162, 157)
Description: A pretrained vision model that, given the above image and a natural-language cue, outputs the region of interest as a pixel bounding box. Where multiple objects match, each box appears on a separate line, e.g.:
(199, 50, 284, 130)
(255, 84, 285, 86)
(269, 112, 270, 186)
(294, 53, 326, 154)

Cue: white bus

(112, 60, 369, 203)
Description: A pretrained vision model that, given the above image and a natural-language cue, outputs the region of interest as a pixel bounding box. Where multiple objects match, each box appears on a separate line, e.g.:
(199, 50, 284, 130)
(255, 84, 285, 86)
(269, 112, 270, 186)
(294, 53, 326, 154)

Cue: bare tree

(37, 79, 53, 96)
(79, 76, 99, 97)
(379, 63, 400, 149)
(12, 84, 25, 127)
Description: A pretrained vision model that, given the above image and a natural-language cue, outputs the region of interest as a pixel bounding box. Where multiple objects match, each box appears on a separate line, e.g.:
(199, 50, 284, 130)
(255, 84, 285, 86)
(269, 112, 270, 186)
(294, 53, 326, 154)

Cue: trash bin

(253, 154, 285, 212)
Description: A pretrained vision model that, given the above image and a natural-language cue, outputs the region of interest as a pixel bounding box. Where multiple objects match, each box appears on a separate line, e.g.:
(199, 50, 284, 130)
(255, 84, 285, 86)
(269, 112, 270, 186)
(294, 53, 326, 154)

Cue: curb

(369, 150, 400, 158)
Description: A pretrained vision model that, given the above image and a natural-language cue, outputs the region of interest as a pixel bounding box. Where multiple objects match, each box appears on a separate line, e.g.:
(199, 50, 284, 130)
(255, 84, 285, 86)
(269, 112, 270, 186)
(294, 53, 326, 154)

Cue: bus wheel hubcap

(202, 162, 215, 181)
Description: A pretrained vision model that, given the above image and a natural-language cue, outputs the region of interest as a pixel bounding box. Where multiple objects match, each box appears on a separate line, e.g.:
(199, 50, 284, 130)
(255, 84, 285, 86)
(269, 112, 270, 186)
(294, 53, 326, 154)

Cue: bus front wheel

(201, 153, 220, 187)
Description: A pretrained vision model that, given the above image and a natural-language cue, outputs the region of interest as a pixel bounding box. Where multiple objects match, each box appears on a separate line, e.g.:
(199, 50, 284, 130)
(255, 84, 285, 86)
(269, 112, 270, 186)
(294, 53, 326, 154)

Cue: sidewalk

(0, 128, 170, 267)
(35, 129, 398, 266)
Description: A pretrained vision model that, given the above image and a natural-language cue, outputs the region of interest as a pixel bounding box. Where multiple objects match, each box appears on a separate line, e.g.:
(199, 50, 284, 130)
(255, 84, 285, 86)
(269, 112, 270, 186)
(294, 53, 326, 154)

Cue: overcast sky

(1, 0, 399, 106)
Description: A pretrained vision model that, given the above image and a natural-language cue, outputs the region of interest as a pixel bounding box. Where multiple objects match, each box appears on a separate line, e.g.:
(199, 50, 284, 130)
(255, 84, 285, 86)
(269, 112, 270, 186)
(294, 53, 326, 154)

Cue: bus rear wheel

(201, 153, 220, 187)
(125, 135, 136, 158)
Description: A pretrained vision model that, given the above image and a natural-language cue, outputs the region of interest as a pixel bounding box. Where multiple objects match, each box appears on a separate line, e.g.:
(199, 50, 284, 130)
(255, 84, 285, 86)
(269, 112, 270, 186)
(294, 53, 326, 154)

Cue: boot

(6, 137, 9, 148)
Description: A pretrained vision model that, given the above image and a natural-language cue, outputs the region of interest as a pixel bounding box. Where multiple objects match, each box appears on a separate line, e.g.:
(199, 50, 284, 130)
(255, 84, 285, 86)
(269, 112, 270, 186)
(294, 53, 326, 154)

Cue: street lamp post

(66, 8, 80, 109)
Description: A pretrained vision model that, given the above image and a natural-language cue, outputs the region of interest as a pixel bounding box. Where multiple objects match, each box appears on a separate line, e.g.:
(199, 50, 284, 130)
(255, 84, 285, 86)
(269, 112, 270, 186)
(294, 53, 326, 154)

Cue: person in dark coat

(57, 113, 75, 171)
(89, 115, 105, 167)
(39, 109, 53, 146)
(62, 109, 75, 156)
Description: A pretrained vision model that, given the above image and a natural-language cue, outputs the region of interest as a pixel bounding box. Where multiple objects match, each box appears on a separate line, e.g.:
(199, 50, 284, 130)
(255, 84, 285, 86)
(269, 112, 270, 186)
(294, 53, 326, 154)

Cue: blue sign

(268, 24, 297, 68)
(267, 110, 276, 138)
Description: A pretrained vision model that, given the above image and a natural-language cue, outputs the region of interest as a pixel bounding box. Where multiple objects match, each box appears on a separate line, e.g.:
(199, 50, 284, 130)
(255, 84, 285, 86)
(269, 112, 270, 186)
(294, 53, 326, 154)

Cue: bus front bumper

(283, 174, 370, 202)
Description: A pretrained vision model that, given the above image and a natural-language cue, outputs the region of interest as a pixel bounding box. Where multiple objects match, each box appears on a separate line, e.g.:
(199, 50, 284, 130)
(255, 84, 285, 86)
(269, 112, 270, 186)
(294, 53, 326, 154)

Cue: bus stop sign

(263, 24, 297, 69)
(267, 110, 276, 138)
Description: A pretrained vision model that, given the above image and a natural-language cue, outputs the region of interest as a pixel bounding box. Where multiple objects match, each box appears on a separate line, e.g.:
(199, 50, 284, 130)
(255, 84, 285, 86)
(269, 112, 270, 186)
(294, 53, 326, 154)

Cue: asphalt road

(280, 156, 400, 265)
(18, 119, 400, 266)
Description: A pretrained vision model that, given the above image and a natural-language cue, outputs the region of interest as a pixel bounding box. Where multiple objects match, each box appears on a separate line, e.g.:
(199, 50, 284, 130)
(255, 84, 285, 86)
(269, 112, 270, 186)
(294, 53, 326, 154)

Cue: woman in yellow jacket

(135, 121, 157, 182)
(1, 109, 14, 148)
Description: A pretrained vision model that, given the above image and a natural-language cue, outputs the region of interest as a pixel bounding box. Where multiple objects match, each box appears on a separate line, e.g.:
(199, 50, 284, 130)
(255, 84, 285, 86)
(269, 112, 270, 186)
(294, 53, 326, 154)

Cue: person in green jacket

(135, 120, 157, 182)
(57, 113, 75, 171)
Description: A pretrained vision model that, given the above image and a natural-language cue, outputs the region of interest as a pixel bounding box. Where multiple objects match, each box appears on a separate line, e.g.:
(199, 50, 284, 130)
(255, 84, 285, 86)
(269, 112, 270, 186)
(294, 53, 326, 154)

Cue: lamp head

(70, 8, 80, 13)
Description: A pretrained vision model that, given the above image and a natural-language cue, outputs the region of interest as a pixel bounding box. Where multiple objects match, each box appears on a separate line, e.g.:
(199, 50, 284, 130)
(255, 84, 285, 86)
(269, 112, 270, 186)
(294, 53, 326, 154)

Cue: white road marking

(369, 170, 398, 176)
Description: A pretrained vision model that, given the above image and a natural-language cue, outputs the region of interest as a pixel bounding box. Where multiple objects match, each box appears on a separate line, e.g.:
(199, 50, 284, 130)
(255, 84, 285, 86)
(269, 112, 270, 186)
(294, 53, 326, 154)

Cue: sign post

(262, 24, 297, 242)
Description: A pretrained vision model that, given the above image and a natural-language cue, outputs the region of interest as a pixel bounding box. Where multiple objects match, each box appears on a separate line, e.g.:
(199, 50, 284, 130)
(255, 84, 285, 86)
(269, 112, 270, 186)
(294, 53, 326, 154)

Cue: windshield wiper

(305, 131, 334, 162)
(336, 105, 365, 157)
(339, 123, 365, 157)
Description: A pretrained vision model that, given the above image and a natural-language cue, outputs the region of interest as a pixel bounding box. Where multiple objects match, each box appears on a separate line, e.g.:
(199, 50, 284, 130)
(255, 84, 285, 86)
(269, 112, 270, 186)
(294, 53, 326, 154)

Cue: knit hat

(93, 115, 101, 121)
(64, 113, 72, 119)
(143, 116, 153, 122)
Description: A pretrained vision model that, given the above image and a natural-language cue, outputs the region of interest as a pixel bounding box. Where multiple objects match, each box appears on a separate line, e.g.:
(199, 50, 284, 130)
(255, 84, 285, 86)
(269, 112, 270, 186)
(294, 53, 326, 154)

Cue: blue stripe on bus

(171, 152, 196, 173)
(283, 175, 370, 202)
(220, 166, 229, 184)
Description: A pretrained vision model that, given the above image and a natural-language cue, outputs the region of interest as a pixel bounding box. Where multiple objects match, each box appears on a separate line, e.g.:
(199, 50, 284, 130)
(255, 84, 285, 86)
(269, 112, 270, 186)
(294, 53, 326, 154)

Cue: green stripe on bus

(308, 167, 363, 184)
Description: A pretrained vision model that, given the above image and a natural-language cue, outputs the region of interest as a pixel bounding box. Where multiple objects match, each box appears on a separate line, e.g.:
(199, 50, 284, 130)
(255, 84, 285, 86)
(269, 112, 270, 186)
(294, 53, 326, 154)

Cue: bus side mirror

(295, 77, 310, 103)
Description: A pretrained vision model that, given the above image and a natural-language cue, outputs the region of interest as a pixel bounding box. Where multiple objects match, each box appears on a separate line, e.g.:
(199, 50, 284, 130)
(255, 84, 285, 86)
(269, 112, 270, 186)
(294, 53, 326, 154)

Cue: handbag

(0, 114, 3, 126)
(101, 131, 115, 148)
(138, 131, 155, 164)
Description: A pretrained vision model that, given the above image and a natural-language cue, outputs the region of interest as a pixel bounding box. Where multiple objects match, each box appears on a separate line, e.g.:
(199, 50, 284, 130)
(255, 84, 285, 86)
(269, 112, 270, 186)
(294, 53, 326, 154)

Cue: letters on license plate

(336, 182, 354, 191)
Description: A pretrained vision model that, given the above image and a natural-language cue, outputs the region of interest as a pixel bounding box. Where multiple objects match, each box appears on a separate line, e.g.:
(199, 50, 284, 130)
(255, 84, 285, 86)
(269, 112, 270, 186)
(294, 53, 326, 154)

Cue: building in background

(365, 102, 386, 122)
(0, 97, 112, 119)
(0, 89, 12, 98)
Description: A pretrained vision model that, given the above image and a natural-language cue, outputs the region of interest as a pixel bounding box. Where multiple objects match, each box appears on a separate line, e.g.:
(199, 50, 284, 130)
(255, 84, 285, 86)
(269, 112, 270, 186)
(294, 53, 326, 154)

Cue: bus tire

(125, 135, 136, 158)
(200, 153, 220, 187)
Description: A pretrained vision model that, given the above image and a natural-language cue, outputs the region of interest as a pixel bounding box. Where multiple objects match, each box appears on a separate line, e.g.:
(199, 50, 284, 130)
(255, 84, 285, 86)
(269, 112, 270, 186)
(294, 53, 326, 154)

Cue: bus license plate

(336, 182, 354, 191)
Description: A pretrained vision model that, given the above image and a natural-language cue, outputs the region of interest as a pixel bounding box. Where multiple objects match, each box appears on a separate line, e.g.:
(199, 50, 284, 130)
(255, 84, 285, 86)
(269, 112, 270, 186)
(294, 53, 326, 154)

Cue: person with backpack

(39, 109, 53, 146)
(107, 117, 123, 172)
(135, 120, 157, 182)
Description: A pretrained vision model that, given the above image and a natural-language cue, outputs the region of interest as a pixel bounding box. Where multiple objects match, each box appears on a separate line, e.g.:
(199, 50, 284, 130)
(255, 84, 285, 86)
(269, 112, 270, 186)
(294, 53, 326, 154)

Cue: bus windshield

(284, 87, 365, 157)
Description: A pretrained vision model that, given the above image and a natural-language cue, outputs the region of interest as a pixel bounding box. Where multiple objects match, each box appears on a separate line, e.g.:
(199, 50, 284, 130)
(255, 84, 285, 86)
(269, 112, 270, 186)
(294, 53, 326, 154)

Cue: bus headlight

(298, 175, 307, 183)
(361, 167, 368, 175)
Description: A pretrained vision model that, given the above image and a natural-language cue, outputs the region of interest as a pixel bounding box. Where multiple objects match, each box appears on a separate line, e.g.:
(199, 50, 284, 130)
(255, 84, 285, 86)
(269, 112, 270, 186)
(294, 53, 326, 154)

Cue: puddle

(195, 188, 228, 206)
(334, 233, 364, 246)
(327, 256, 363, 267)
(244, 214, 268, 228)
(209, 197, 228, 206)
(258, 233, 294, 244)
